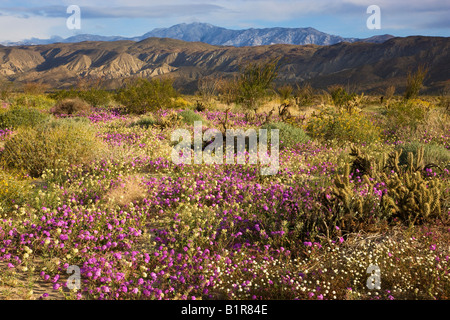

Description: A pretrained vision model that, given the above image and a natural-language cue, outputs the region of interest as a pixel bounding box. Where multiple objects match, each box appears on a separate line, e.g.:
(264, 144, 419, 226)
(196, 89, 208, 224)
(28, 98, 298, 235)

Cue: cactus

(385, 149, 401, 173)
(379, 149, 442, 225)
(329, 146, 444, 232)
(349, 146, 373, 177)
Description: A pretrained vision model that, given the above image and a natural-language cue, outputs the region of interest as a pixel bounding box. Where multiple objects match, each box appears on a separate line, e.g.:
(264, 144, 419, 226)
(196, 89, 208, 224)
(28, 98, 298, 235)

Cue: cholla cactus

(331, 145, 443, 230)
(333, 164, 352, 210)
(157, 110, 182, 130)
(385, 149, 402, 173)
(407, 146, 425, 173)
(349, 146, 373, 177)
(382, 172, 441, 225)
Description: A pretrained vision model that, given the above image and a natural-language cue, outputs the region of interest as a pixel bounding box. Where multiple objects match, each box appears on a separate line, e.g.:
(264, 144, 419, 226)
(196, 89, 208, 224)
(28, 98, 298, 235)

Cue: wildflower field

(0, 89, 449, 301)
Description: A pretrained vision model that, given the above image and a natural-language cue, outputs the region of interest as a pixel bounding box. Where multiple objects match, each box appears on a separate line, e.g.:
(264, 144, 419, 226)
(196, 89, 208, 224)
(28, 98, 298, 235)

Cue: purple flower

(40, 293, 49, 299)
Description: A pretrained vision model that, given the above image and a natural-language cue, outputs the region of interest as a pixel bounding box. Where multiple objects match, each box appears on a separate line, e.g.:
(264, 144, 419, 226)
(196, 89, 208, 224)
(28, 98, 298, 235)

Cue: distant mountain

(141, 22, 393, 46)
(1, 35, 130, 46)
(1, 22, 394, 47)
(1, 36, 448, 94)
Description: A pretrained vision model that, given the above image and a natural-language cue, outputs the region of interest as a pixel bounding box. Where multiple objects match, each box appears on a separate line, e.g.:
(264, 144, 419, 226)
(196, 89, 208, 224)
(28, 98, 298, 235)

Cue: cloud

(417, 16, 450, 29)
(0, 15, 66, 42)
(0, 4, 224, 19)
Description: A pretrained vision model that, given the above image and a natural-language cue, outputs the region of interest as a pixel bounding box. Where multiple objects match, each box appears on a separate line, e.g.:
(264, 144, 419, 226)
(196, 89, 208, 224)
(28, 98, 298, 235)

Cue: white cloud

(0, 15, 67, 42)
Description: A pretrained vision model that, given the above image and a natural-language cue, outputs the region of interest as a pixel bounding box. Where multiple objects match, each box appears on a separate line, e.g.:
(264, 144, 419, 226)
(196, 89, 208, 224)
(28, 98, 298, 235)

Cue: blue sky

(0, 0, 449, 42)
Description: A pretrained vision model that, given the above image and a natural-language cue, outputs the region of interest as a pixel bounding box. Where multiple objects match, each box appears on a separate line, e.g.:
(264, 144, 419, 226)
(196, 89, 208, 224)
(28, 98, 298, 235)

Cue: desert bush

(0, 106, 51, 130)
(178, 110, 210, 126)
(261, 121, 310, 149)
(294, 83, 314, 108)
(9, 94, 56, 110)
(306, 107, 382, 144)
(0, 81, 13, 100)
(276, 84, 294, 104)
(0, 170, 34, 216)
(328, 85, 349, 108)
(328, 85, 364, 113)
(383, 85, 396, 107)
(50, 97, 92, 116)
(50, 88, 112, 107)
(385, 99, 431, 133)
(404, 65, 428, 100)
(115, 78, 178, 114)
(80, 89, 112, 107)
(21, 82, 49, 95)
(131, 113, 157, 129)
(1, 118, 105, 177)
(197, 76, 220, 108)
(173, 97, 191, 109)
(217, 76, 240, 105)
(437, 91, 450, 115)
(236, 58, 279, 110)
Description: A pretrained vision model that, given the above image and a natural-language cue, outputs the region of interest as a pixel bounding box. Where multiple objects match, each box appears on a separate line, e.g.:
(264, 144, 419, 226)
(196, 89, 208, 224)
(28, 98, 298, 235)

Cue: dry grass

(50, 97, 92, 116)
(103, 174, 147, 209)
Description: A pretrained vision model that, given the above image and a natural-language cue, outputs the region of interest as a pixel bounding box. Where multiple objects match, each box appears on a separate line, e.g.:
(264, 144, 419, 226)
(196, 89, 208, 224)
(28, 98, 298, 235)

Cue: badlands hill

(0, 36, 449, 93)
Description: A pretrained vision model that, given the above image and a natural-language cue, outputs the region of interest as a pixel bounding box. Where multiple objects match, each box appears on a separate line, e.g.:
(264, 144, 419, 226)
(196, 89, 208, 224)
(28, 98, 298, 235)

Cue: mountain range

(1, 22, 394, 47)
(1, 35, 448, 94)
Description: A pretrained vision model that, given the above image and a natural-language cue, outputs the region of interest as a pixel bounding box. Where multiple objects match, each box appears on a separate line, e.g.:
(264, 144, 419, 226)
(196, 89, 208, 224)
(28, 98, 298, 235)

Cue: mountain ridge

(0, 36, 448, 94)
(1, 22, 394, 47)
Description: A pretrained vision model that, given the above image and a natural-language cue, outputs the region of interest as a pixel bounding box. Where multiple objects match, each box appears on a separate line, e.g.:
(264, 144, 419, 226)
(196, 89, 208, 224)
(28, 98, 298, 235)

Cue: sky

(0, 0, 449, 42)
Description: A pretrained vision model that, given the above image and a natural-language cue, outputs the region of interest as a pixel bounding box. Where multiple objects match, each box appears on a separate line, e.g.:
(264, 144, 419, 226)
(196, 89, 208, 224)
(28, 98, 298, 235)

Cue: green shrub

(237, 58, 279, 110)
(261, 121, 310, 149)
(1, 118, 105, 177)
(385, 99, 430, 133)
(50, 97, 92, 116)
(0, 81, 13, 100)
(397, 141, 450, 166)
(306, 107, 382, 144)
(0, 106, 51, 130)
(9, 94, 56, 111)
(328, 85, 352, 108)
(328, 85, 364, 113)
(131, 113, 157, 128)
(115, 78, 178, 114)
(404, 65, 428, 100)
(178, 110, 210, 126)
(0, 170, 33, 216)
(294, 83, 314, 107)
(276, 84, 294, 103)
(50, 88, 112, 107)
